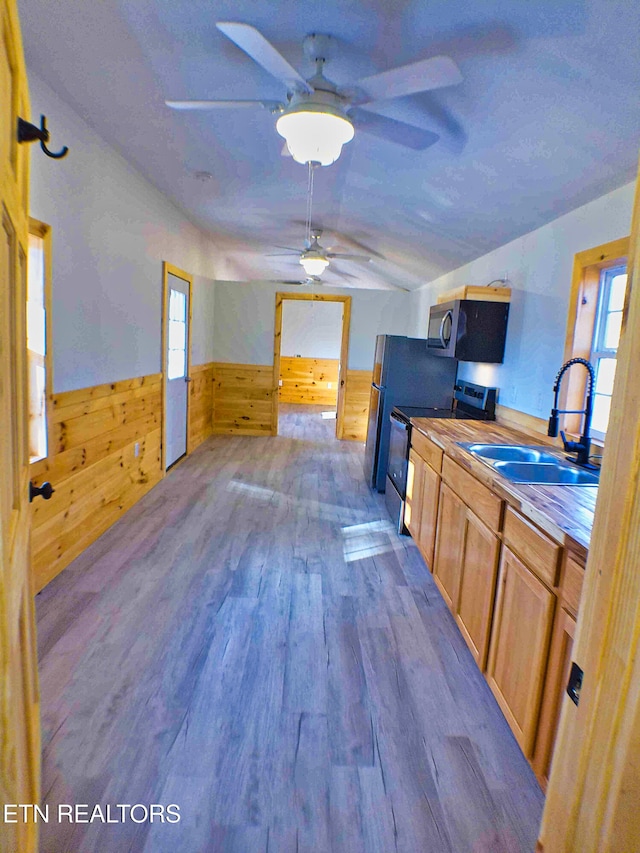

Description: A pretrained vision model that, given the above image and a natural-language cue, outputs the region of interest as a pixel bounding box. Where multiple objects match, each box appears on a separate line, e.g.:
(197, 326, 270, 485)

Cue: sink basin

(492, 461, 600, 486)
(461, 443, 559, 464)
(457, 442, 600, 486)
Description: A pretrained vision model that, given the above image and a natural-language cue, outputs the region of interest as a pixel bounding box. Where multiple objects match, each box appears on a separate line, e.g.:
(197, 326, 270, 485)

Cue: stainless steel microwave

(427, 299, 509, 362)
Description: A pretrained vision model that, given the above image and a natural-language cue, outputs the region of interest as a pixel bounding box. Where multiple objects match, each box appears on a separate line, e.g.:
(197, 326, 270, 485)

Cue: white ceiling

(18, 0, 640, 291)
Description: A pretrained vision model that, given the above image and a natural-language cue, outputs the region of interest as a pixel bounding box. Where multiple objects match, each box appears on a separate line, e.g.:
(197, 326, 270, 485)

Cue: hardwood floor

(36, 404, 544, 852)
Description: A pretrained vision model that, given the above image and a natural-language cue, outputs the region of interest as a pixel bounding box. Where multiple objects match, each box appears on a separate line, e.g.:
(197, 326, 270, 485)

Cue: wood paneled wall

(279, 356, 339, 406)
(30, 374, 163, 592)
(188, 362, 215, 451)
(212, 362, 274, 436)
(341, 369, 372, 442)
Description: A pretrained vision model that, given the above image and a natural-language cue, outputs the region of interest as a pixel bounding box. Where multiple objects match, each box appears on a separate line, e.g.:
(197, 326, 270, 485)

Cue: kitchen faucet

(547, 357, 598, 469)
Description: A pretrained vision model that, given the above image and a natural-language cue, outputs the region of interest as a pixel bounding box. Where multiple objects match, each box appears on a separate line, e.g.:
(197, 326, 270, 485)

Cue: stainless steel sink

(461, 443, 559, 464)
(457, 442, 600, 486)
(492, 461, 600, 486)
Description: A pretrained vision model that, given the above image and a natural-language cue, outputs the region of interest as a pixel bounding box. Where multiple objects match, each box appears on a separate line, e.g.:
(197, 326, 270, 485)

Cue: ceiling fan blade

(351, 55, 462, 104)
(166, 99, 281, 111)
(326, 252, 371, 262)
(349, 108, 439, 150)
(266, 252, 300, 257)
(216, 22, 312, 93)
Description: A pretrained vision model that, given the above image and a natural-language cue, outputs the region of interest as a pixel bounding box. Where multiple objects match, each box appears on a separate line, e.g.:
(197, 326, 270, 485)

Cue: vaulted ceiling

(18, 0, 640, 291)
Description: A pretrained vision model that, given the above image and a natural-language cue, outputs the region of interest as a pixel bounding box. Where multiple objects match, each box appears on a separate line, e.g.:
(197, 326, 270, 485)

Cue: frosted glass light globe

(277, 109, 354, 166)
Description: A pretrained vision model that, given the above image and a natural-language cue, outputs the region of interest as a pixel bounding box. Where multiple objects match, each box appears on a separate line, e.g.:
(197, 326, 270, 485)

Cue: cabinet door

(417, 461, 441, 570)
(486, 546, 556, 757)
(432, 482, 466, 609)
(532, 607, 577, 788)
(405, 449, 424, 541)
(455, 511, 500, 671)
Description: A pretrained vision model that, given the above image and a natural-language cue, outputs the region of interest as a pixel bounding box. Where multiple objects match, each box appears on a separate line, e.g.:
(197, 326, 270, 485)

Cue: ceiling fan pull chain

(305, 161, 316, 245)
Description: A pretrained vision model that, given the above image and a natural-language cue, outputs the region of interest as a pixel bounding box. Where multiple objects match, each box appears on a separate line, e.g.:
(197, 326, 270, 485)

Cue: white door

(165, 270, 191, 468)
(1, 0, 41, 850)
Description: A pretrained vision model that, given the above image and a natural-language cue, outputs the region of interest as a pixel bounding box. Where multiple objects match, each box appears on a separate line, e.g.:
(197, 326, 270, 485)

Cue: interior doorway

(162, 262, 193, 469)
(272, 292, 351, 438)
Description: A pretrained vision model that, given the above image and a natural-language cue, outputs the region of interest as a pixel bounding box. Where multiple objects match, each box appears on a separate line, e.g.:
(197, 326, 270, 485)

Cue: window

(590, 266, 627, 437)
(563, 236, 629, 444)
(27, 220, 51, 462)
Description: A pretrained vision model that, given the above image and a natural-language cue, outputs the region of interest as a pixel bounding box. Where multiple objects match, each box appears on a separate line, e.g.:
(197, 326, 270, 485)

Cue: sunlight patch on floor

(226, 478, 373, 526)
(341, 519, 405, 563)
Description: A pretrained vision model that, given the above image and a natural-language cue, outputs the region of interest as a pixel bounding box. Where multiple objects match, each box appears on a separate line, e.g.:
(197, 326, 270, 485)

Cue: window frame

(27, 218, 53, 463)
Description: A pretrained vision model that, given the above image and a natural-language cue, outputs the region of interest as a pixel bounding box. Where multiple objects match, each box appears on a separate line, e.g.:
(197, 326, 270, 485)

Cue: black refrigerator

(363, 335, 458, 492)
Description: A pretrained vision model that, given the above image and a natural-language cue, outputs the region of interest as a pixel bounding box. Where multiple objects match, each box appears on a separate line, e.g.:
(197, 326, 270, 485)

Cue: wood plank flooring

(36, 404, 544, 852)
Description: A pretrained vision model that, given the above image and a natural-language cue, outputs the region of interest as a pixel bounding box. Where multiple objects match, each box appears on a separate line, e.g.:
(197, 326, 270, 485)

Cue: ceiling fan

(269, 228, 372, 277)
(166, 23, 463, 165)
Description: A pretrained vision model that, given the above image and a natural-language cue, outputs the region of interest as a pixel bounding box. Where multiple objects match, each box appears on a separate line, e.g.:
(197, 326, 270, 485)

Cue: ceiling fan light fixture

(276, 105, 354, 166)
(300, 254, 330, 276)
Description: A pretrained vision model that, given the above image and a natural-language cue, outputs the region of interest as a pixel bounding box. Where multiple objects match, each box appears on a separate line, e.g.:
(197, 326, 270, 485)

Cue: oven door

(427, 302, 457, 357)
(387, 413, 410, 498)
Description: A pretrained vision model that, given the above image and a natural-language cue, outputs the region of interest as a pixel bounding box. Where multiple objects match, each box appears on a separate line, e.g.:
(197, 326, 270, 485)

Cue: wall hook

(17, 115, 69, 159)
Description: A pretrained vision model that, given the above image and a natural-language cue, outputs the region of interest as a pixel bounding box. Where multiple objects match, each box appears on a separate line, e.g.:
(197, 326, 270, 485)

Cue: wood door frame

(1, 0, 40, 848)
(539, 164, 640, 850)
(272, 292, 351, 438)
(161, 262, 193, 471)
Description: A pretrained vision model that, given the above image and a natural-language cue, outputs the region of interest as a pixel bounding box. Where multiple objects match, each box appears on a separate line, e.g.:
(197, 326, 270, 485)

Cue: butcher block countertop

(410, 418, 597, 557)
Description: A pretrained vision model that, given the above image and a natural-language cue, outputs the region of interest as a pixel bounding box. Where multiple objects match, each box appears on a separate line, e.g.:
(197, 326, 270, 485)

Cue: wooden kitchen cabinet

(532, 552, 584, 788)
(455, 510, 501, 670)
(432, 456, 503, 668)
(532, 606, 577, 788)
(407, 432, 444, 569)
(432, 481, 466, 608)
(486, 545, 556, 757)
(417, 461, 441, 569)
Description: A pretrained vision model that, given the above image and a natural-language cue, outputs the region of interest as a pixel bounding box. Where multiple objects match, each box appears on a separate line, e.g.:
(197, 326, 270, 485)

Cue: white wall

(281, 300, 343, 358)
(212, 281, 410, 371)
(28, 72, 220, 392)
(408, 182, 635, 418)
(191, 275, 216, 365)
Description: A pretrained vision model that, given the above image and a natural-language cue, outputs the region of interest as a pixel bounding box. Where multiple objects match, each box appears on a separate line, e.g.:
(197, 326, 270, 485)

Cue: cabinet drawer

(503, 507, 560, 589)
(441, 455, 502, 532)
(560, 555, 584, 617)
(411, 429, 443, 473)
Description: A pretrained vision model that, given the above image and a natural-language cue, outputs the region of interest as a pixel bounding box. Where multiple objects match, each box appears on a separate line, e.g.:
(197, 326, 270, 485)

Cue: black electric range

(385, 382, 497, 535)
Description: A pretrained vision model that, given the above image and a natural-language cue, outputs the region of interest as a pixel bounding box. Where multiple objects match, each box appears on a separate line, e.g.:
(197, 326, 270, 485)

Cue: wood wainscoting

(30, 374, 163, 592)
(279, 356, 339, 406)
(212, 362, 274, 436)
(342, 369, 372, 442)
(188, 362, 215, 451)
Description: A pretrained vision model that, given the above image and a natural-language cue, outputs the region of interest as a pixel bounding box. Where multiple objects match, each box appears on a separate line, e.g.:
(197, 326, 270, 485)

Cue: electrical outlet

(134, 442, 140, 458)
(536, 392, 545, 410)
(278, 379, 283, 386)
(327, 382, 332, 389)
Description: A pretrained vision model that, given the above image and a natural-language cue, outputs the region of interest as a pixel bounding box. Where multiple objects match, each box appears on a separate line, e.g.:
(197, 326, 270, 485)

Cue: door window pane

(167, 288, 187, 379)
(27, 231, 48, 461)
